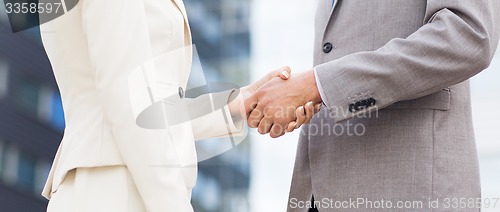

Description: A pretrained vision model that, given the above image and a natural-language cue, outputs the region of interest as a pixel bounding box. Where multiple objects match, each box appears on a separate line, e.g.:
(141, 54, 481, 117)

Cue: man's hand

(228, 67, 320, 137)
(244, 69, 322, 138)
(228, 66, 292, 119)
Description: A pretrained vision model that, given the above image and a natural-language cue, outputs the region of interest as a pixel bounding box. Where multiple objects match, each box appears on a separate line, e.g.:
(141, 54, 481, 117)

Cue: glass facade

(0, 139, 51, 198)
(0, 3, 62, 210)
(185, 0, 252, 211)
(15, 76, 41, 116)
(48, 91, 64, 131)
(0, 0, 252, 211)
(10, 74, 65, 132)
(1, 145, 19, 186)
(17, 152, 36, 190)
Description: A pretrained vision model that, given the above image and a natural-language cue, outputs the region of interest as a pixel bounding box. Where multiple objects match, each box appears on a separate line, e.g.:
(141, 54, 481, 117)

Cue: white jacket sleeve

(183, 89, 245, 141)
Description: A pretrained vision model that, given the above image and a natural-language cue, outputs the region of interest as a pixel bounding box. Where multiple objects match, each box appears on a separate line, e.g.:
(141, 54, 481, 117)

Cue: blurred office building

(0, 11, 63, 212)
(0, 0, 252, 211)
(185, 0, 252, 211)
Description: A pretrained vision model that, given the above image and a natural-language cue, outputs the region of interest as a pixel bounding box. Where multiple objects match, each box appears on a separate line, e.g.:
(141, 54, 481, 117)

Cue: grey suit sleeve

(315, 0, 500, 122)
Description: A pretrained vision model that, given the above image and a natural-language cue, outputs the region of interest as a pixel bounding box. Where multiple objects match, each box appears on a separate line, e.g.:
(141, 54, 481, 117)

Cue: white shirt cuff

(314, 67, 329, 106)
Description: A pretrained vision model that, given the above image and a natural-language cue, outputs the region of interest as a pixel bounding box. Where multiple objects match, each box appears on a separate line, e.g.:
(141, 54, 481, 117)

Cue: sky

(249, 0, 316, 211)
(249, 0, 500, 211)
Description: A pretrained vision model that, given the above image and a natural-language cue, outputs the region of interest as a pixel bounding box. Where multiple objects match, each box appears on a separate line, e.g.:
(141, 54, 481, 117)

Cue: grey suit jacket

(288, 0, 500, 211)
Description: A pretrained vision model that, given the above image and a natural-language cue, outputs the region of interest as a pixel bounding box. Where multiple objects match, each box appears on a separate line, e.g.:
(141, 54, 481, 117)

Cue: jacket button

(368, 98, 376, 106)
(323, 42, 333, 53)
(178, 87, 184, 98)
(354, 102, 363, 111)
(349, 104, 356, 113)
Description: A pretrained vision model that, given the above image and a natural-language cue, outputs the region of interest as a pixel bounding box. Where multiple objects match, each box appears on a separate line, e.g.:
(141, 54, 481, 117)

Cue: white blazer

(39, 0, 242, 211)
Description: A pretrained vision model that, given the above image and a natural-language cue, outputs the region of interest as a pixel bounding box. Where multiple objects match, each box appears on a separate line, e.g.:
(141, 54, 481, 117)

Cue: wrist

(306, 69, 322, 103)
(227, 89, 243, 119)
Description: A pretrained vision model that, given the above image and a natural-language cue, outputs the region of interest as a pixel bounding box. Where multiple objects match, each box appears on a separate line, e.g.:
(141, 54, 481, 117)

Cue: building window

(2, 145, 19, 186)
(38, 86, 65, 131)
(0, 60, 8, 99)
(49, 91, 65, 130)
(17, 152, 36, 191)
(37, 86, 52, 123)
(15, 76, 40, 116)
(0, 140, 51, 194)
(13, 75, 65, 131)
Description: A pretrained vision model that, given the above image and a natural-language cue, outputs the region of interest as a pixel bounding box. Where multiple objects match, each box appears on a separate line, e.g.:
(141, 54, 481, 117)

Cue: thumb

(276, 66, 291, 80)
(249, 66, 292, 93)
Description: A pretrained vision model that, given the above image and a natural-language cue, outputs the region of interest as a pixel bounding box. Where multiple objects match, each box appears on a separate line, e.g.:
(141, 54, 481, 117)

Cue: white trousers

(47, 166, 147, 212)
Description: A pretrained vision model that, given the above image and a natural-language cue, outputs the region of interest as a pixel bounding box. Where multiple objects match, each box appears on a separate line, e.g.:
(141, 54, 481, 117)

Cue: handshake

(228, 67, 323, 138)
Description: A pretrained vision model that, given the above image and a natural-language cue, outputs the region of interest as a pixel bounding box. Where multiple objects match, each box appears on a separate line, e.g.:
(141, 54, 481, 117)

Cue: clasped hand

(229, 66, 322, 138)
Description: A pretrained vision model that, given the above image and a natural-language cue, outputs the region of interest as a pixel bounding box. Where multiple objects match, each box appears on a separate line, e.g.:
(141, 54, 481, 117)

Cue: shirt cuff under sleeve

(314, 67, 330, 107)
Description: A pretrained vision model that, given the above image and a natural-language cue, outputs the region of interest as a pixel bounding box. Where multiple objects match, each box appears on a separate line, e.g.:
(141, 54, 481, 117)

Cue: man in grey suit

(244, 0, 500, 211)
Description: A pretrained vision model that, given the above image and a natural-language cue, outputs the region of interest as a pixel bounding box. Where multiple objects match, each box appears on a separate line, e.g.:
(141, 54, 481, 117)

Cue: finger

(247, 100, 265, 128)
(269, 66, 291, 80)
(243, 99, 256, 117)
(257, 117, 273, 134)
(248, 107, 265, 128)
(249, 67, 291, 96)
(243, 94, 258, 120)
(294, 105, 307, 129)
(301, 101, 316, 126)
(272, 130, 286, 138)
(277, 66, 291, 80)
(314, 103, 322, 113)
(286, 122, 297, 133)
(278, 70, 290, 80)
(269, 124, 286, 138)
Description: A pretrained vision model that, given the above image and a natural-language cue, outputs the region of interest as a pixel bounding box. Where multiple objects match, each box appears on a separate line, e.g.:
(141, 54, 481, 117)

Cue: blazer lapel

(170, 0, 192, 42)
(171, 0, 189, 24)
(332, 0, 339, 12)
(322, 0, 340, 37)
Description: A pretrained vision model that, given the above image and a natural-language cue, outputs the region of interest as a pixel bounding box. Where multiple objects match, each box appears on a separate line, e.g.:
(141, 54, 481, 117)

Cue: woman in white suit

(39, 0, 319, 211)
